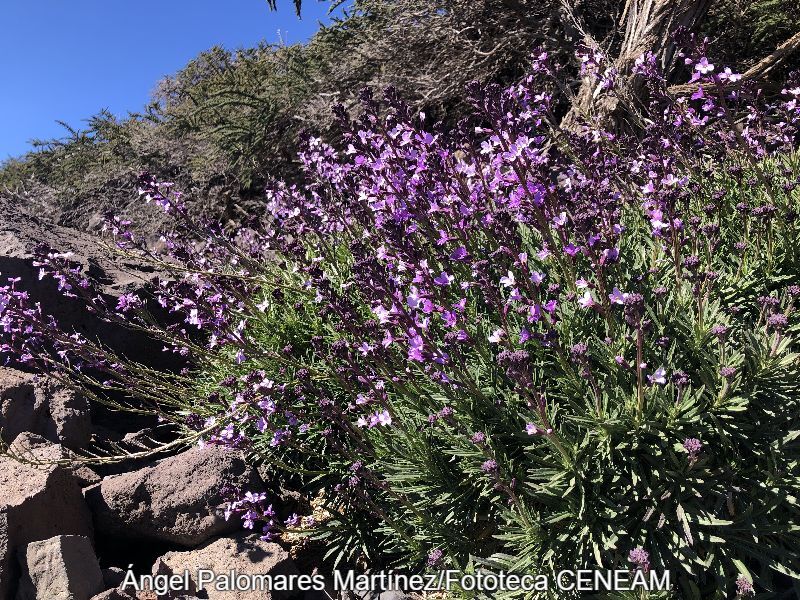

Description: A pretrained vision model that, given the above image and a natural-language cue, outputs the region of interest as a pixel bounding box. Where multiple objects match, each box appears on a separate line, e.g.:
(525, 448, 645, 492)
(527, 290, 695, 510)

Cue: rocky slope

(0, 199, 413, 600)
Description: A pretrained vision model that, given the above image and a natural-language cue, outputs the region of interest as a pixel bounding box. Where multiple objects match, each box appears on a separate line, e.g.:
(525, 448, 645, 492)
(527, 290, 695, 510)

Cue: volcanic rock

(15, 535, 104, 600)
(152, 532, 298, 599)
(0, 454, 93, 599)
(0, 198, 181, 372)
(89, 589, 137, 600)
(8, 432, 101, 487)
(0, 368, 92, 450)
(85, 446, 262, 547)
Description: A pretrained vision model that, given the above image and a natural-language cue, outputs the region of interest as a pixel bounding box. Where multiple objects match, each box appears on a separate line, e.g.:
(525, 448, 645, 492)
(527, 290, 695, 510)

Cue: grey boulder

(9, 432, 101, 487)
(89, 590, 137, 600)
(101, 567, 127, 590)
(85, 446, 262, 547)
(0, 455, 93, 599)
(15, 535, 104, 600)
(152, 532, 298, 599)
(0, 200, 181, 371)
(0, 367, 92, 450)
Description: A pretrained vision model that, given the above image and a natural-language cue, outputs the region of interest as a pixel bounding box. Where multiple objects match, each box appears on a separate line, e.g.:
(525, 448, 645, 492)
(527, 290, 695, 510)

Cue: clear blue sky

(0, 1, 339, 160)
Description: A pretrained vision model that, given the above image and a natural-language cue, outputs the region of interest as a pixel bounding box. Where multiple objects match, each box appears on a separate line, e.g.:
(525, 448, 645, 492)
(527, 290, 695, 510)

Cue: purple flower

(648, 208, 669, 233)
(609, 287, 628, 305)
(578, 291, 595, 309)
(601, 247, 619, 264)
(481, 459, 499, 474)
(441, 311, 457, 328)
(530, 271, 545, 285)
(683, 437, 702, 459)
(488, 329, 505, 343)
(372, 304, 392, 324)
(499, 271, 516, 288)
(408, 334, 425, 361)
(570, 343, 588, 360)
(735, 575, 754, 597)
(695, 56, 715, 74)
(358, 342, 375, 356)
(427, 548, 444, 568)
(527, 304, 541, 323)
(407, 287, 424, 310)
(258, 398, 276, 414)
(623, 293, 645, 327)
(767, 313, 788, 330)
(648, 367, 667, 385)
(628, 547, 650, 573)
(758, 295, 780, 308)
(369, 409, 392, 427)
(116, 293, 141, 313)
(683, 255, 701, 271)
(434, 271, 453, 286)
(450, 246, 468, 261)
(671, 370, 689, 386)
(270, 429, 289, 447)
(285, 513, 301, 527)
(719, 67, 742, 82)
(470, 432, 486, 445)
(710, 324, 729, 340)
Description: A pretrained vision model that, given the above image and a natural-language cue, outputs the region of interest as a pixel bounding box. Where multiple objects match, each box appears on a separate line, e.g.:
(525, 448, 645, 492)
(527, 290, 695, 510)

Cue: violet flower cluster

(2, 43, 800, 595)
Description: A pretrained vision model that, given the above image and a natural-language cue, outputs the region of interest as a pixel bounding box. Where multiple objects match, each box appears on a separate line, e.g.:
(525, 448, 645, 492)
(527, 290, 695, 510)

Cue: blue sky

(0, 1, 339, 160)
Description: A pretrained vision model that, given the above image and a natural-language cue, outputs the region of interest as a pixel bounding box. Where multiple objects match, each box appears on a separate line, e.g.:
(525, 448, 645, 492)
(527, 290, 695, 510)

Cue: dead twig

(668, 30, 800, 95)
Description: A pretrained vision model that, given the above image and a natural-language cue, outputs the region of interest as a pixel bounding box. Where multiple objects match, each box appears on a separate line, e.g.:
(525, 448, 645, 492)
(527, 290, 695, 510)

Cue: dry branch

(668, 29, 800, 95)
(561, 0, 711, 130)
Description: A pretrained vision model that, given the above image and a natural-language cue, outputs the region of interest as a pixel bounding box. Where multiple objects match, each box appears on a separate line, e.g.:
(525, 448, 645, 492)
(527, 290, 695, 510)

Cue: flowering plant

(3, 45, 800, 597)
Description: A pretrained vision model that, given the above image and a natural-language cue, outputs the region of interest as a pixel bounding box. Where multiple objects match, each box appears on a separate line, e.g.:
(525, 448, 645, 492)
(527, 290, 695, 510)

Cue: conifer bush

(2, 44, 800, 598)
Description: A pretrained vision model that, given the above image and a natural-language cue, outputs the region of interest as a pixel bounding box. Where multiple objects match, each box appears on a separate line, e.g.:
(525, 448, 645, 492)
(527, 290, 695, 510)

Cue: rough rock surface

(0, 368, 92, 450)
(15, 535, 104, 600)
(101, 567, 127, 590)
(85, 446, 262, 547)
(0, 454, 93, 599)
(89, 590, 137, 600)
(92, 426, 184, 479)
(0, 198, 181, 372)
(8, 432, 101, 487)
(152, 533, 299, 599)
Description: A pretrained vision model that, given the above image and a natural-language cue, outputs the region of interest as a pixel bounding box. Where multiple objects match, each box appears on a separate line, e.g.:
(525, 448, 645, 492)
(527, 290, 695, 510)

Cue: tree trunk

(561, 0, 711, 131)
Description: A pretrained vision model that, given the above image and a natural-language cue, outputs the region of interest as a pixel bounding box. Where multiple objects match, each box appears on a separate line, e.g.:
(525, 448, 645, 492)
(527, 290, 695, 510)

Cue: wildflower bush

(3, 43, 800, 598)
